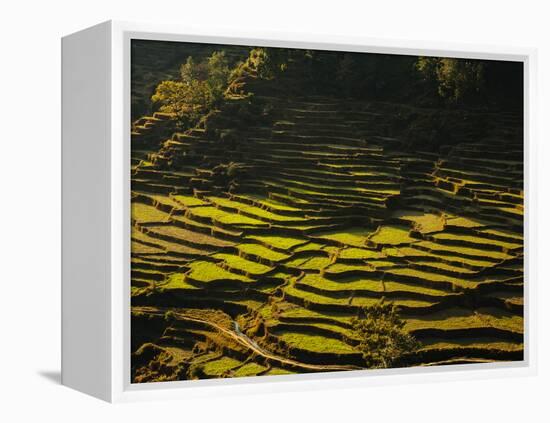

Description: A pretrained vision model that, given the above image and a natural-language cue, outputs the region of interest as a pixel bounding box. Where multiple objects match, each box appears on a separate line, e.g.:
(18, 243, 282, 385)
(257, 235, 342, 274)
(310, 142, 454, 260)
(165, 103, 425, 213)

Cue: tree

(416, 57, 486, 104)
(180, 56, 208, 83)
(206, 51, 230, 103)
(336, 54, 357, 97)
(151, 51, 231, 127)
(351, 300, 419, 368)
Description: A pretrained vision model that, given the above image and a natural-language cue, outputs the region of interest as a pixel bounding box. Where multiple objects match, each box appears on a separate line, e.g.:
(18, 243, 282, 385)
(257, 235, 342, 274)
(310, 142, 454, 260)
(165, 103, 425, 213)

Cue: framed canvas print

(61, 21, 536, 402)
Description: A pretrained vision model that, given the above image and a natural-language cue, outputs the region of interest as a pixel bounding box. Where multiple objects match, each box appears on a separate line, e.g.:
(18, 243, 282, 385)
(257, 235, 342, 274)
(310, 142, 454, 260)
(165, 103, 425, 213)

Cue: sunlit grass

(285, 255, 332, 270)
(413, 260, 477, 274)
(145, 225, 234, 248)
(233, 363, 267, 377)
(246, 234, 308, 250)
(404, 306, 524, 333)
(189, 206, 268, 226)
(209, 196, 306, 222)
(202, 357, 242, 376)
(385, 267, 476, 288)
(131, 203, 170, 223)
(480, 228, 523, 241)
(212, 253, 273, 275)
(415, 241, 513, 261)
(314, 227, 372, 247)
(299, 273, 382, 292)
(187, 261, 253, 283)
(369, 225, 416, 246)
(418, 337, 523, 351)
(275, 331, 356, 354)
(432, 232, 522, 250)
(162, 273, 199, 290)
(237, 243, 290, 261)
(393, 211, 445, 233)
(131, 227, 209, 255)
(265, 368, 295, 376)
(171, 194, 207, 207)
(294, 242, 326, 253)
(339, 247, 385, 259)
(445, 216, 487, 228)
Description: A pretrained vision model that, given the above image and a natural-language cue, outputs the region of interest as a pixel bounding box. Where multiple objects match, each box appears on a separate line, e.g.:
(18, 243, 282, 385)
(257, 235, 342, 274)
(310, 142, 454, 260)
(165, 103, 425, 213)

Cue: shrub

(210, 161, 249, 191)
(351, 299, 419, 368)
(164, 310, 176, 322)
(229, 48, 279, 81)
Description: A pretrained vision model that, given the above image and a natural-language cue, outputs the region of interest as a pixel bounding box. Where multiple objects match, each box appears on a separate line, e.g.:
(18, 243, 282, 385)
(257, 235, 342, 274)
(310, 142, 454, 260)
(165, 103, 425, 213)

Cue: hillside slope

(129, 57, 523, 382)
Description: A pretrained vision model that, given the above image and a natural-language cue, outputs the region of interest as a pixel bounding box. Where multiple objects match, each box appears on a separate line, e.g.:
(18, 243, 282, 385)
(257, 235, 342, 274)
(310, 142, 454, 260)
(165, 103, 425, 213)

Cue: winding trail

(134, 306, 363, 373)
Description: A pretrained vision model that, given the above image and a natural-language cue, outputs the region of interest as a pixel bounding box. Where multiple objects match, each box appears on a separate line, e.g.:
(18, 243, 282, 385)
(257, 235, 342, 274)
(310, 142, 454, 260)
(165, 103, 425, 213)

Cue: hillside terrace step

(271, 163, 401, 178)
(131, 257, 186, 273)
(275, 127, 362, 138)
(318, 154, 401, 166)
(246, 139, 379, 153)
(450, 147, 522, 161)
(131, 268, 166, 282)
(228, 194, 310, 216)
(133, 169, 194, 184)
(141, 224, 234, 252)
(132, 180, 180, 195)
(458, 184, 520, 197)
(410, 345, 523, 366)
(294, 278, 456, 304)
(260, 191, 385, 216)
(433, 167, 522, 189)
(474, 191, 523, 205)
(449, 156, 523, 171)
(274, 121, 354, 131)
(270, 133, 372, 146)
(259, 179, 390, 205)
(284, 108, 384, 120)
(261, 169, 401, 189)
(412, 242, 509, 263)
(281, 287, 448, 317)
(401, 186, 473, 204)
(169, 215, 243, 243)
(441, 159, 523, 177)
(132, 253, 191, 266)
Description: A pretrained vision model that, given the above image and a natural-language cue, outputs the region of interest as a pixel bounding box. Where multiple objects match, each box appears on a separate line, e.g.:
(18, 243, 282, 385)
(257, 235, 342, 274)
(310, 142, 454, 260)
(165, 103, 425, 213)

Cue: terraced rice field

(131, 83, 523, 382)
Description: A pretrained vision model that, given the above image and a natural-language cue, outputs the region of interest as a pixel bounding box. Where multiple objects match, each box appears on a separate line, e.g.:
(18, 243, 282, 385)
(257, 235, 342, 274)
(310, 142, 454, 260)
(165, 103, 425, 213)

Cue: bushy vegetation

(351, 300, 420, 368)
(151, 47, 283, 134)
(210, 162, 250, 192)
(229, 48, 282, 83)
(416, 57, 486, 104)
(238, 48, 522, 108)
(151, 51, 231, 127)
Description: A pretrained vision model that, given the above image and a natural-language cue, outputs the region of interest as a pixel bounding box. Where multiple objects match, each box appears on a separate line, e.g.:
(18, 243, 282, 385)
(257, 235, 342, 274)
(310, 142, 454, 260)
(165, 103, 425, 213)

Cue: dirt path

(134, 306, 363, 373)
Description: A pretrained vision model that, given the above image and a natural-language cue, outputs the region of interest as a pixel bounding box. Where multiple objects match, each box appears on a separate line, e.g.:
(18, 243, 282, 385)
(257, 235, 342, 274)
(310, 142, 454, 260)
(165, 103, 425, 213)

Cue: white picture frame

(61, 20, 537, 403)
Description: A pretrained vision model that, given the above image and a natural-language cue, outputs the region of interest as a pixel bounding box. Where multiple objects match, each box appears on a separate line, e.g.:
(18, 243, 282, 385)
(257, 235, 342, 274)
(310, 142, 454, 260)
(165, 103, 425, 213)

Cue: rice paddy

(130, 42, 524, 384)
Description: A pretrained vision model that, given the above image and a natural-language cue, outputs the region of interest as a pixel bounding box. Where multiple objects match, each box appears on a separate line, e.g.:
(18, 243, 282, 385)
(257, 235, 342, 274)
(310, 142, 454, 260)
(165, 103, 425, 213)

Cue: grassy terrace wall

(130, 51, 523, 382)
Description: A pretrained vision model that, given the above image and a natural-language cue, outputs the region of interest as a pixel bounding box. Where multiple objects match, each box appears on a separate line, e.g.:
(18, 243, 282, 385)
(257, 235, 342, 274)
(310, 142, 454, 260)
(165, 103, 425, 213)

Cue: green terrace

(130, 92, 524, 376)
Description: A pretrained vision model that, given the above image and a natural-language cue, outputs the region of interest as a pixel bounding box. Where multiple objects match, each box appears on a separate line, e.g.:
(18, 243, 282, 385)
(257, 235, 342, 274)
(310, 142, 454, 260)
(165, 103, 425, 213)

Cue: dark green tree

(416, 57, 486, 104)
(351, 300, 419, 368)
(151, 51, 231, 127)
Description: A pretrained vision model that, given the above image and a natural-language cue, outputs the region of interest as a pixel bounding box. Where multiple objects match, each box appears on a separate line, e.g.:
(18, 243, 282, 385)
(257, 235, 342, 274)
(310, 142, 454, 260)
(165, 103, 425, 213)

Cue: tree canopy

(151, 51, 231, 127)
(351, 300, 419, 368)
